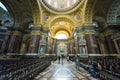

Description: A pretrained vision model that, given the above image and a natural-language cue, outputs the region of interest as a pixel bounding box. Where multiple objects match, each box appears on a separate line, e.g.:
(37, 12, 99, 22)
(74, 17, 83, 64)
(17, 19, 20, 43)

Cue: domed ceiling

(40, 0, 85, 14)
(44, 0, 78, 11)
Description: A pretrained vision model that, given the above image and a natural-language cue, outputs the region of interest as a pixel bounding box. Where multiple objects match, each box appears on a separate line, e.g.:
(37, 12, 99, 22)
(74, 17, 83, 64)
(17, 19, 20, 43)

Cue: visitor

(61, 54, 64, 65)
(88, 59, 102, 78)
(66, 55, 69, 62)
(74, 54, 80, 70)
(88, 59, 97, 78)
(58, 55, 61, 64)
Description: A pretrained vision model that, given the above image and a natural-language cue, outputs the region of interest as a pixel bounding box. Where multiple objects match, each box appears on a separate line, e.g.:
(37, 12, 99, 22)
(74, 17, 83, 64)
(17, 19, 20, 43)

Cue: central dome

(44, 0, 79, 11)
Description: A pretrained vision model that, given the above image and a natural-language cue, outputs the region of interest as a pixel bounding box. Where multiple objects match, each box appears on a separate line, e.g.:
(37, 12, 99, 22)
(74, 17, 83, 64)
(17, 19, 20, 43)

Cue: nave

(0, 0, 120, 80)
(0, 55, 120, 80)
(35, 59, 97, 80)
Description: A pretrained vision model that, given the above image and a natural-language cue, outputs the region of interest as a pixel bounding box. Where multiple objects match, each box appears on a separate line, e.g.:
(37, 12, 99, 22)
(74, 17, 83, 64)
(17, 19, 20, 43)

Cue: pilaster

(0, 31, 12, 53)
(28, 26, 41, 53)
(104, 28, 117, 54)
(84, 25, 100, 54)
(7, 31, 22, 53)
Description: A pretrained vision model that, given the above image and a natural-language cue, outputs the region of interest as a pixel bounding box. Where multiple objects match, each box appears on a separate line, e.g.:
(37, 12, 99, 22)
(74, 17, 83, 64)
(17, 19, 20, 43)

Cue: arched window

(0, 2, 8, 11)
(0, 2, 11, 24)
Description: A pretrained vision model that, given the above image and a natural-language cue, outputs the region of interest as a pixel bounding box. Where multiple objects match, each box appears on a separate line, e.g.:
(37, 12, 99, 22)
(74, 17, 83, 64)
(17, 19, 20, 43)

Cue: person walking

(61, 54, 64, 65)
(74, 54, 80, 70)
(66, 55, 69, 62)
(58, 55, 61, 64)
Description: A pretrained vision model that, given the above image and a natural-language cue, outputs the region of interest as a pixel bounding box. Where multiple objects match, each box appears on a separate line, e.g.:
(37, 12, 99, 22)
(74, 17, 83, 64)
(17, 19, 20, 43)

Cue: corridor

(34, 60, 97, 80)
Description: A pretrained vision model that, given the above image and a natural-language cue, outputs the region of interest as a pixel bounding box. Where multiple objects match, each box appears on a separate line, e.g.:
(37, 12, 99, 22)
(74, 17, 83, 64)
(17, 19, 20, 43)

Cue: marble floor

(34, 59, 98, 80)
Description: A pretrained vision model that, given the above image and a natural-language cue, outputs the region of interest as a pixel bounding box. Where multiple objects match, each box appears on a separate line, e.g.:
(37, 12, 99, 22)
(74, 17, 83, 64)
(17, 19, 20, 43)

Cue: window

(0, 2, 11, 24)
(0, 2, 8, 12)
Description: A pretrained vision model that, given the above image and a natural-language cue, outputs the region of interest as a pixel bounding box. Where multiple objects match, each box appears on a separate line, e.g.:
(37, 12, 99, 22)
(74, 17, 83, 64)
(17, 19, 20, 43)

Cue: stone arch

(84, 0, 97, 24)
(48, 15, 76, 28)
(29, 0, 42, 25)
(49, 16, 76, 38)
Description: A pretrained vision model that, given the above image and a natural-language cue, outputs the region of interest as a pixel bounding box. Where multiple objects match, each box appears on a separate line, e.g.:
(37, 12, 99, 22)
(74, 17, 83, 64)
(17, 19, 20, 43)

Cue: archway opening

(55, 31, 69, 39)
(56, 34, 67, 39)
(50, 20, 74, 39)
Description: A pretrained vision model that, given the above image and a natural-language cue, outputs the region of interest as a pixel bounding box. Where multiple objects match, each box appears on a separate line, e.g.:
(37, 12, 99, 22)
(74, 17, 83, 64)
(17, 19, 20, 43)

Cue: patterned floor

(34, 59, 98, 80)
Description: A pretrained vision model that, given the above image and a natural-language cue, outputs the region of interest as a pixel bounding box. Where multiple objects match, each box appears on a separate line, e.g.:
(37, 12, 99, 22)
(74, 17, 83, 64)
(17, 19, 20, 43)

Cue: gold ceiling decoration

(50, 21, 73, 38)
(49, 17, 75, 38)
(48, 15, 76, 28)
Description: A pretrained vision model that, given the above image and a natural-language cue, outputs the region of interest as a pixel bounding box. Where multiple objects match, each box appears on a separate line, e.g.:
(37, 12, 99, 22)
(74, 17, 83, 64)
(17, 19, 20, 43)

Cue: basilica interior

(0, 0, 120, 80)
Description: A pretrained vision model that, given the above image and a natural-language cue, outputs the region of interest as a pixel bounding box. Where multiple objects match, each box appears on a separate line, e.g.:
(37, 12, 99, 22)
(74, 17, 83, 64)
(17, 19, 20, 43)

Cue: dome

(44, 0, 79, 11)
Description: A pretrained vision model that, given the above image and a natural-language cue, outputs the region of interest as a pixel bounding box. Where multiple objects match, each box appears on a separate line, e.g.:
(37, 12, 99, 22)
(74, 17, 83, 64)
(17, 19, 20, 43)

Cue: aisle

(34, 59, 97, 80)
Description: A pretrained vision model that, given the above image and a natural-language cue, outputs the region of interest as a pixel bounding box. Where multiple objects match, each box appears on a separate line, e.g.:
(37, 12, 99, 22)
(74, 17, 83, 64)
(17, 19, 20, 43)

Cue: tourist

(74, 54, 80, 70)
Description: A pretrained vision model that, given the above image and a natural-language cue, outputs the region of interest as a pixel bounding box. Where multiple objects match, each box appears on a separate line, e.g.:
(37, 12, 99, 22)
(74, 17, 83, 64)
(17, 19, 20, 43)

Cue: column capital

(12, 31, 22, 35)
(84, 25, 96, 35)
(31, 31, 42, 35)
(31, 26, 42, 31)
(7, 26, 20, 31)
(83, 23, 96, 27)
(31, 25, 42, 35)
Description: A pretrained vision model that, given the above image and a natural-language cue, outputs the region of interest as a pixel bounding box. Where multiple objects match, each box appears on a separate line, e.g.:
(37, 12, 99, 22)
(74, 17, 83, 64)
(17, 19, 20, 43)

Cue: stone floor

(34, 59, 98, 80)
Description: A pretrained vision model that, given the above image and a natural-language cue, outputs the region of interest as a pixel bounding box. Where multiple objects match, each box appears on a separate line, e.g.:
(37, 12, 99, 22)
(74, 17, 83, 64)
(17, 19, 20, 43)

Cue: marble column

(83, 25, 100, 54)
(7, 31, 22, 53)
(106, 35, 116, 54)
(0, 31, 12, 53)
(28, 27, 41, 53)
(46, 36, 51, 54)
(113, 40, 120, 54)
(85, 34, 100, 54)
(97, 33, 108, 54)
(38, 34, 48, 54)
(71, 43, 74, 54)
(74, 36, 79, 54)
(52, 39, 57, 54)
(104, 29, 117, 54)
(67, 43, 70, 54)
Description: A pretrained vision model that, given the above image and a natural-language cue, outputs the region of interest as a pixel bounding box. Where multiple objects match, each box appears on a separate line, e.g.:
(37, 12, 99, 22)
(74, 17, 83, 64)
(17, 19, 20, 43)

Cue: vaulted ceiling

(1, 0, 120, 31)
